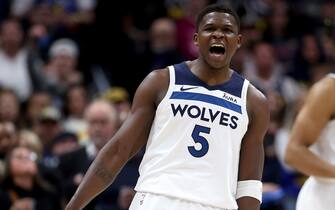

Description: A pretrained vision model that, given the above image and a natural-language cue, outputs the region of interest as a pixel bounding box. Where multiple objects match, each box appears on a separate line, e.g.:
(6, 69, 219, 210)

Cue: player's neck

(188, 59, 232, 85)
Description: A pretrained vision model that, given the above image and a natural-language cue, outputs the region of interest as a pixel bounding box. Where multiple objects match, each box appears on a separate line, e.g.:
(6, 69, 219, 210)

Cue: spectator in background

(231, 17, 262, 75)
(0, 18, 48, 99)
(24, 91, 52, 129)
(0, 89, 20, 126)
(16, 129, 61, 192)
(0, 122, 17, 160)
(0, 146, 60, 210)
(58, 100, 116, 208)
(32, 106, 62, 166)
(26, 2, 57, 61)
(30, 107, 64, 200)
(243, 41, 298, 132)
(289, 33, 325, 84)
(18, 129, 43, 159)
(63, 84, 89, 142)
(263, 0, 295, 66)
(244, 41, 303, 127)
(0, 19, 32, 101)
(148, 17, 184, 71)
(43, 38, 83, 106)
(58, 100, 137, 210)
(0, 122, 17, 181)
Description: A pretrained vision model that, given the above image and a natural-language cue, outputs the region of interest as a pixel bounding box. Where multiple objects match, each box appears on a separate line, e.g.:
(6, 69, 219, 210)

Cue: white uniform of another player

(296, 73, 335, 210)
(130, 62, 250, 210)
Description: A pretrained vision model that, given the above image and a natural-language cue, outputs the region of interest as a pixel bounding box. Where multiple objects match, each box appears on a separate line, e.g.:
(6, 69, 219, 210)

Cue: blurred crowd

(0, 0, 334, 210)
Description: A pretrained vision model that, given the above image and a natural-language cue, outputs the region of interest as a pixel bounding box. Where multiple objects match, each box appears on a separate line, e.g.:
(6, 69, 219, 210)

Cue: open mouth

(209, 45, 226, 55)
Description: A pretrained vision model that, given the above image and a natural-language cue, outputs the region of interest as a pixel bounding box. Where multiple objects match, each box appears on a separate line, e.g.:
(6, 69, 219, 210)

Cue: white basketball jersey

(135, 62, 250, 209)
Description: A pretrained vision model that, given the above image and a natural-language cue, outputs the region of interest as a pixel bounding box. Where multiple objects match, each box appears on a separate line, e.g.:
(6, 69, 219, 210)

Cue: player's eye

(204, 26, 214, 32)
(223, 28, 234, 33)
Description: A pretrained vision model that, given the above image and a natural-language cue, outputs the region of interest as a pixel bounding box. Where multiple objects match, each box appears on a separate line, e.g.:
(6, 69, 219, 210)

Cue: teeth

(211, 44, 224, 48)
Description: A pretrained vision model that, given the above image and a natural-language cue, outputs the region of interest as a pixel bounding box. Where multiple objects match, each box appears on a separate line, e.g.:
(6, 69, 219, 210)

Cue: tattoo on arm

(94, 163, 114, 183)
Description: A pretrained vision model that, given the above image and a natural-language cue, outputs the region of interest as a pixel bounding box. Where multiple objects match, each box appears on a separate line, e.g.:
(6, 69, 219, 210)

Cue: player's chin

(207, 54, 227, 68)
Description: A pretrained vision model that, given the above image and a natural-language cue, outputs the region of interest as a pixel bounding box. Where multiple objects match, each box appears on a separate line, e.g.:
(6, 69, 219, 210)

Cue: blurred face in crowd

(269, 1, 288, 34)
(8, 147, 38, 178)
(321, 35, 335, 62)
(0, 122, 17, 157)
(150, 18, 177, 53)
(18, 130, 43, 158)
(35, 119, 60, 148)
(67, 85, 88, 118)
(27, 92, 52, 123)
(0, 90, 19, 123)
(85, 101, 118, 150)
(302, 34, 320, 64)
(0, 20, 24, 55)
(51, 54, 77, 77)
(29, 3, 53, 26)
(254, 43, 276, 78)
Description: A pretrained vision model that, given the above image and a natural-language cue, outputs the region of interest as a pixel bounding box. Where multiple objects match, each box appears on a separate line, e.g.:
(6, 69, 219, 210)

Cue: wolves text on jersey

(171, 103, 238, 129)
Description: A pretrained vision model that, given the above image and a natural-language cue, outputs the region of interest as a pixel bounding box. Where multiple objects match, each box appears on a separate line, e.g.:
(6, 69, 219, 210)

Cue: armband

(236, 180, 262, 203)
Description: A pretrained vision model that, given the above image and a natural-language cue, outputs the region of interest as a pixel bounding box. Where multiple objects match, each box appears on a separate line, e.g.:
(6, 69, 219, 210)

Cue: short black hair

(195, 4, 240, 32)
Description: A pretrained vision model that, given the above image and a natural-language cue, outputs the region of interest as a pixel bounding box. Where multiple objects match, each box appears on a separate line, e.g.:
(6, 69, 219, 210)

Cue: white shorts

(296, 177, 335, 210)
(129, 192, 228, 210)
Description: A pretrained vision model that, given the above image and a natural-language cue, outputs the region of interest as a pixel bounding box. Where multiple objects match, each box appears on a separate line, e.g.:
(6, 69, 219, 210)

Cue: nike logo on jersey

(180, 86, 198, 91)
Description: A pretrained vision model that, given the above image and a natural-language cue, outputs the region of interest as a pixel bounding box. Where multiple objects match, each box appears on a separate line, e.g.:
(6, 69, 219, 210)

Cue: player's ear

(193, 33, 199, 46)
(236, 34, 242, 49)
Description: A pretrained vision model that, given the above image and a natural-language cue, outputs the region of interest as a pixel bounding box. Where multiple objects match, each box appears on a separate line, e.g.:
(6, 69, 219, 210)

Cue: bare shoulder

(246, 84, 269, 118)
(311, 76, 335, 94)
(148, 68, 170, 105)
(134, 68, 170, 107)
(304, 76, 335, 115)
(146, 68, 169, 82)
(303, 77, 335, 119)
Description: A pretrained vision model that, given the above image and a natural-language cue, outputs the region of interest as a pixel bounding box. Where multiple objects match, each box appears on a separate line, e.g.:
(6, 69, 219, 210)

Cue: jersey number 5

(188, 125, 211, 158)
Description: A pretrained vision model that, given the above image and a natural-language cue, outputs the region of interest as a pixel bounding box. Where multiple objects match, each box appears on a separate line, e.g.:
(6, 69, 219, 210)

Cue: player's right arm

(237, 85, 270, 210)
(285, 76, 335, 177)
(65, 69, 169, 210)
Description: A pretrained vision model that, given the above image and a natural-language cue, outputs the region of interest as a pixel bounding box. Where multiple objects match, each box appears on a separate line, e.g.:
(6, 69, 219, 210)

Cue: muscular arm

(285, 77, 335, 177)
(65, 69, 169, 210)
(237, 85, 270, 210)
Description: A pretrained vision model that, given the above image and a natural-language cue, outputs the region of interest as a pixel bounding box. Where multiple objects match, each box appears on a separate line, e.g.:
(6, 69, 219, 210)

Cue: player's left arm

(236, 85, 270, 210)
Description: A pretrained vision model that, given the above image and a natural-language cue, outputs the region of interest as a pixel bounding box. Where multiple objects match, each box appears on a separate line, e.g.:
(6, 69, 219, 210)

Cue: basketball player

(65, 4, 269, 210)
(285, 73, 335, 210)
